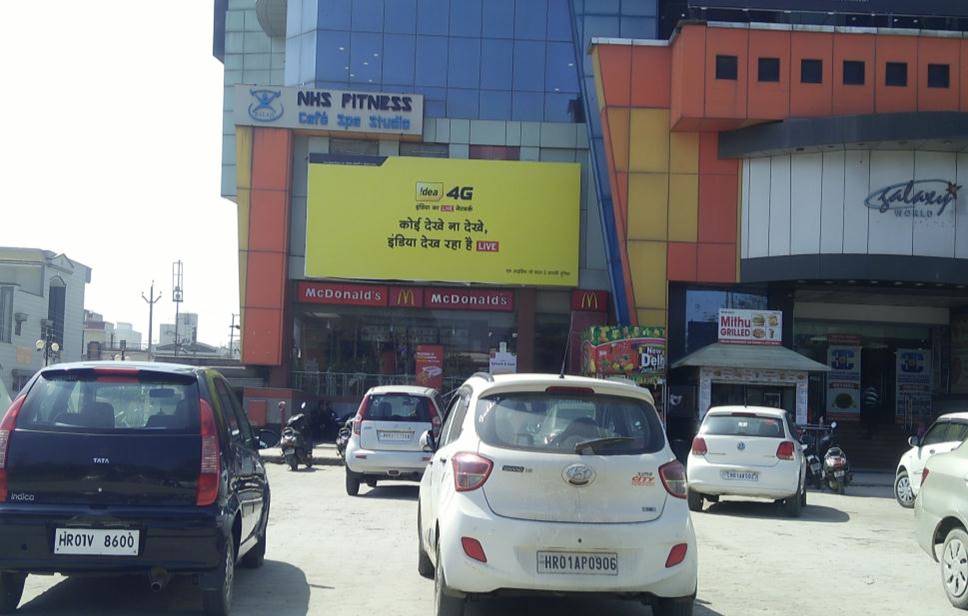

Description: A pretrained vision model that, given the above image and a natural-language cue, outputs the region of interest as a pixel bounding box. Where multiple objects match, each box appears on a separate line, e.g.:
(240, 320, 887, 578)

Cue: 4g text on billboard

(305, 155, 580, 287)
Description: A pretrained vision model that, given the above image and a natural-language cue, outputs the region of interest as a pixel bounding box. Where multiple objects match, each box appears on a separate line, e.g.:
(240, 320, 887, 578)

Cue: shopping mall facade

(217, 0, 968, 455)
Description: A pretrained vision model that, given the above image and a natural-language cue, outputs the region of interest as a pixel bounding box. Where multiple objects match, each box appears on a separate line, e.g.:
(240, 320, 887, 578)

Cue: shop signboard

(717, 309, 782, 345)
(234, 85, 423, 136)
(686, 0, 968, 16)
(953, 315, 968, 394)
(415, 345, 444, 390)
(571, 290, 609, 313)
(305, 155, 580, 287)
(297, 281, 514, 312)
(424, 288, 514, 312)
(827, 346, 861, 417)
(298, 281, 386, 307)
(582, 326, 666, 385)
(896, 349, 932, 419)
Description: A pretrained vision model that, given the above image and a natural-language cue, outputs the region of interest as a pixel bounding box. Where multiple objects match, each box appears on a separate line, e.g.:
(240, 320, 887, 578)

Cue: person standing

(862, 385, 880, 439)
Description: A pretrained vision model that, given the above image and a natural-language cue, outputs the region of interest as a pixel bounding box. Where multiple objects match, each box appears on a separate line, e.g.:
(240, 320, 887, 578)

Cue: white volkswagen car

(417, 374, 697, 616)
(686, 406, 806, 517)
(895, 413, 968, 508)
(344, 385, 442, 495)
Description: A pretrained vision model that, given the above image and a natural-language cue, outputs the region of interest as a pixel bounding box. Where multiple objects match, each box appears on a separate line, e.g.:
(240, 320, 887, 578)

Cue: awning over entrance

(672, 343, 830, 373)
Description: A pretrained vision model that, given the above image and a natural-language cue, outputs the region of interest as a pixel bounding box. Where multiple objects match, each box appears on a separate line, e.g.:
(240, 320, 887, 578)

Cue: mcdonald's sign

(571, 290, 609, 313)
(389, 287, 424, 308)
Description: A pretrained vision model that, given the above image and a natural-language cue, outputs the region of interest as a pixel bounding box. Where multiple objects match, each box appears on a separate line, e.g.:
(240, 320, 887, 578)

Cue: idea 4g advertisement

(827, 346, 861, 417)
(305, 155, 580, 287)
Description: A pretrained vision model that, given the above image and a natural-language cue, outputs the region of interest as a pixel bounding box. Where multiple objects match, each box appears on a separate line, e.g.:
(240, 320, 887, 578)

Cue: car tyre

(367, 479, 378, 488)
(241, 497, 269, 569)
(687, 489, 703, 512)
(434, 541, 465, 616)
(652, 595, 694, 616)
(942, 527, 968, 609)
(784, 484, 803, 518)
(417, 506, 435, 579)
(346, 469, 361, 496)
(203, 538, 235, 616)
(894, 470, 915, 509)
(0, 573, 26, 614)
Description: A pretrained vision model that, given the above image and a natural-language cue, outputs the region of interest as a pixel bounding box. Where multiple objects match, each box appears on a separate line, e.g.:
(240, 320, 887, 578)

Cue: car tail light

(452, 452, 493, 492)
(776, 441, 796, 461)
(922, 468, 930, 484)
(544, 386, 595, 395)
(196, 399, 221, 507)
(665, 543, 688, 568)
(352, 396, 372, 436)
(691, 437, 707, 456)
(659, 460, 687, 499)
(461, 537, 487, 563)
(0, 396, 26, 503)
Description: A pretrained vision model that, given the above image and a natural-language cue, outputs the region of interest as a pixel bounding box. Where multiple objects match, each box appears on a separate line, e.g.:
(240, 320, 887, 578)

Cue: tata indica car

(344, 385, 442, 495)
(895, 413, 968, 508)
(416, 373, 697, 616)
(686, 406, 806, 517)
(915, 440, 968, 609)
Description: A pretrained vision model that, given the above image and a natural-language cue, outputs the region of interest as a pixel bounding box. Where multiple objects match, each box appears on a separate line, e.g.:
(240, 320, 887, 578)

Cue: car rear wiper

(575, 436, 635, 454)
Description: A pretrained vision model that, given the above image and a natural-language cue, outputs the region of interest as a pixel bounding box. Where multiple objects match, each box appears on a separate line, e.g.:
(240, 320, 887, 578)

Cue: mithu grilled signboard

(718, 309, 782, 345)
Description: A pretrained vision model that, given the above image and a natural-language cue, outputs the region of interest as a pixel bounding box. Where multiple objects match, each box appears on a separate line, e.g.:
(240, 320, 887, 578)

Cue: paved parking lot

(16, 463, 958, 615)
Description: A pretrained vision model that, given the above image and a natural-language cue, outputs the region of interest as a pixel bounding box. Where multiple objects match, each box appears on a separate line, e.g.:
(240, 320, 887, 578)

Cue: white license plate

(721, 470, 759, 482)
(378, 430, 413, 442)
(537, 551, 618, 576)
(834, 470, 845, 478)
(54, 529, 139, 556)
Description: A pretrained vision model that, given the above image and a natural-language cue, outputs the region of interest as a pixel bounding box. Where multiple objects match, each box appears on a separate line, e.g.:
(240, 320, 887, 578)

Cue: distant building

(83, 311, 144, 361)
(114, 322, 142, 348)
(160, 312, 199, 347)
(0, 247, 91, 393)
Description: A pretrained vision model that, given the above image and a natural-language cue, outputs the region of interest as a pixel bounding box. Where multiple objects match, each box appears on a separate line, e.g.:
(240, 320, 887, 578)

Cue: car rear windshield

(18, 371, 200, 433)
(702, 414, 784, 438)
(365, 394, 433, 423)
(475, 392, 665, 455)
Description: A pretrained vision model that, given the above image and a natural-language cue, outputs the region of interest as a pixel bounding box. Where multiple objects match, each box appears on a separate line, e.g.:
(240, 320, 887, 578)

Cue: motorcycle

(280, 409, 314, 471)
(335, 417, 353, 464)
(815, 421, 852, 494)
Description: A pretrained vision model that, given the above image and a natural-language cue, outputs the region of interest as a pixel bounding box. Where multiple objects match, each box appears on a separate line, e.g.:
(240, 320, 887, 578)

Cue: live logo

(476, 240, 500, 252)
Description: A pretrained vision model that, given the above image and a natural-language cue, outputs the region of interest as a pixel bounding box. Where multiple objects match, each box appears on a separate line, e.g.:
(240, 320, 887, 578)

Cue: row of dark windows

(714, 55, 952, 89)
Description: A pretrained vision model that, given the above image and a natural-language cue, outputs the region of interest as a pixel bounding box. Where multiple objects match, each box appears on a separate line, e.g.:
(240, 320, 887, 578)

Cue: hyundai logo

(563, 463, 596, 487)
(737, 442, 746, 451)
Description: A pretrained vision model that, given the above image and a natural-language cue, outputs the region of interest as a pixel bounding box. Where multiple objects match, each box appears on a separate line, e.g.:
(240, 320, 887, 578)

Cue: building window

(469, 145, 520, 160)
(758, 57, 780, 82)
(843, 60, 866, 86)
(801, 59, 823, 84)
(0, 287, 12, 343)
(928, 64, 950, 88)
(885, 62, 908, 87)
(329, 139, 379, 156)
(47, 277, 66, 346)
(399, 142, 449, 158)
(715, 55, 738, 80)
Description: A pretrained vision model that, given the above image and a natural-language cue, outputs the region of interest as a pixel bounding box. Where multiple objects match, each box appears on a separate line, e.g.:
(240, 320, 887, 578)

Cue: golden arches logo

(579, 293, 600, 310)
(395, 288, 417, 306)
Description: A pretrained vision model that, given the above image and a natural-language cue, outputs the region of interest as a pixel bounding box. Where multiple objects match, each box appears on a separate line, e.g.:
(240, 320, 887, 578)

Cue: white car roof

(365, 385, 438, 397)
(465, 373, 656, 404)
(935, 412, 968, 422)
(705, 406, 788, 418)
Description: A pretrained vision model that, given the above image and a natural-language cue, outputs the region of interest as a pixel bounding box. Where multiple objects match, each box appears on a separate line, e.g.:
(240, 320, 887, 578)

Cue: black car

(0, 362, 270, 615)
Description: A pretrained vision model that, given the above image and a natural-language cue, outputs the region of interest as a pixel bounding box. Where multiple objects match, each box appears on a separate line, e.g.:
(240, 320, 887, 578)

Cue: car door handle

(930, 450, 936, 455)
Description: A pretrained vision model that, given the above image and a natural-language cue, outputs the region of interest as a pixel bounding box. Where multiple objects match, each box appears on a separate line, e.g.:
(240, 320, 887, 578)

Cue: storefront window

(534, 313, 570, 373)
(684, 288, 768, 355)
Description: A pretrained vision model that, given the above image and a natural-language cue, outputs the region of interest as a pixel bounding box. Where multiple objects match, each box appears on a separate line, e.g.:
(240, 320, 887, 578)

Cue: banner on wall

(414, 345, 444, 390)
(827, 346, 861, 416)
(305, 155, 580, 287)
(582, 326, 666, 385)
(953, 315, 968, 394)
(896, 349, 932, 419)
(718, 309, 782, 345)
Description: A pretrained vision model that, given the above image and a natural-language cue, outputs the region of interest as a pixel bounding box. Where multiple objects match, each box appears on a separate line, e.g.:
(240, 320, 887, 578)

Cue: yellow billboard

(305, 155, 580, 287)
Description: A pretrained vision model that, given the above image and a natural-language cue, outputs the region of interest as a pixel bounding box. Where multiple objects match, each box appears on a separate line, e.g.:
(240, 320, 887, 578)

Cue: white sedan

(417, 373, 697, 616)
(895, 413, 968, 508)
(686, 406, 807, 517)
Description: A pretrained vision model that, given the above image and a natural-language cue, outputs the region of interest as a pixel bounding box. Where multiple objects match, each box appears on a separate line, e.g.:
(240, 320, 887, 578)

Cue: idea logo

(415, 182, 443, 201)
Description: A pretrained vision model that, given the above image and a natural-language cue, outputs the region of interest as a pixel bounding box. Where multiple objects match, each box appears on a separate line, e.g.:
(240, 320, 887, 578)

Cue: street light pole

(141, 280, 162, 356)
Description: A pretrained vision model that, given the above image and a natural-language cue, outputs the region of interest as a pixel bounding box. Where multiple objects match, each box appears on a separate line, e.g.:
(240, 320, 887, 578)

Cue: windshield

(365, 394, 434, 422)
(475, 392, 665, 455)
(702, 414, 785, 438)
(19, 372, 200, 433)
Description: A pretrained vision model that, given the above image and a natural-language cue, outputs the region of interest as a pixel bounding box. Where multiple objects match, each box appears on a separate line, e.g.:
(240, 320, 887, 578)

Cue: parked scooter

(817, 421, 852, 494)
(280, 406, 314, 471)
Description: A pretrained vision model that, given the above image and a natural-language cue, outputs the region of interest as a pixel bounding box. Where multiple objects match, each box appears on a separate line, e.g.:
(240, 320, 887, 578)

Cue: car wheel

(783, 484, 803, 518)
(0, 573, 26, 614)
(687, 489, 704, 513)
(652, 595, 694, 616)
(203, 538, 235, 616)
(346, 469, 361, 496)
(241, 498, 269, 569)
(800, 486, 807, 508)
(942, 528, 968, 609)
(417, 505, 435, 579)
(895, 471, 915, 509)
(434, 541, 465, 616)
(367, 479, 378, 488)
(838, 484, 846, 496)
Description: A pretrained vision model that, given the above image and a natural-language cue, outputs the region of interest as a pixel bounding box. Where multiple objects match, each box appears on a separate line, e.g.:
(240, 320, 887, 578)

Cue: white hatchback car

(344, 385, 442, 495)
(686, 406, 806, 517)
(417, 374, 697, 616)
(895, 413, 968, 508)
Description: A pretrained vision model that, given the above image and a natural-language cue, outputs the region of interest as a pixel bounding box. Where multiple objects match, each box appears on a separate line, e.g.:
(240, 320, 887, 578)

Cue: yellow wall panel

(236, 126, 253, 190)
(627, 173, 668, 241)
(668, 174, 698, 242)
(669, 132, 699, 174)
(627, 240, 667, 310)
(238, 249, 248, 316)
(606, 108, 630, 172)
(628, 109, 670, 173)
(636, 309, 668, 329)
(237, 189, 250, 251)
(592, 48, 606, 114)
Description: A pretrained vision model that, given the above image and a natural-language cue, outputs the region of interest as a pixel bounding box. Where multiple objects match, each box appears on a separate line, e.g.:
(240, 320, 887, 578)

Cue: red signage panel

(297, 282, 388, 307)
(415, 345, 444, 390)
(388, 287, 425, 308)
(424, 288, 515, 312)
(571, 290, 609, 313)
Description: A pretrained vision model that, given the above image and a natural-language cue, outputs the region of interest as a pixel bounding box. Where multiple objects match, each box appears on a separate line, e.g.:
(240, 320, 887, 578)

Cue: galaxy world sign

(864, 179, 961, 218)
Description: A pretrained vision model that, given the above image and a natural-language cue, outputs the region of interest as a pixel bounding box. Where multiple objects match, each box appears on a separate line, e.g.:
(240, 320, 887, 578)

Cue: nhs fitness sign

(234, 85, 423, 136)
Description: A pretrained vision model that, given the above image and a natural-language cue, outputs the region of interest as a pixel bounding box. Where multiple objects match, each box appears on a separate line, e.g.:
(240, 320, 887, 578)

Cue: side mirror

(830, 421, 838, 429)
(908, 435, 920, 448)
(255, 428, 277, 449)
(418, 430, 436, 453)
